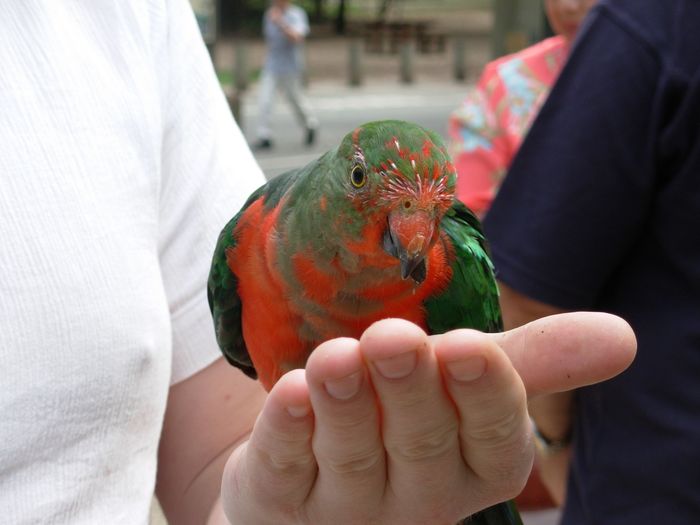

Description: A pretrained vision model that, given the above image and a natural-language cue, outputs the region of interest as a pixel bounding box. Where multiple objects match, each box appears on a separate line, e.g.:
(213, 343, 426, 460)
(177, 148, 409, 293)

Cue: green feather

(207, 206, 254, 378)
(461, 499, 523, 525)
(425, 199, 502, 335)
(425, 201, 519, 525)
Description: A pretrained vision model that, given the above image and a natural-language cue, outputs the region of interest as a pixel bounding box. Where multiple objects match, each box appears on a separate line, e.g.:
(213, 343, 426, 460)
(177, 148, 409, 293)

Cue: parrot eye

(350, 165, 367, 188)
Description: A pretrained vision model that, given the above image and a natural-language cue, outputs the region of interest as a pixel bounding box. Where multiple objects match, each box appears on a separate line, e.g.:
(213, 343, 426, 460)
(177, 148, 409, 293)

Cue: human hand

(268, 7, 283, 25)
(220, 313, 635, 524)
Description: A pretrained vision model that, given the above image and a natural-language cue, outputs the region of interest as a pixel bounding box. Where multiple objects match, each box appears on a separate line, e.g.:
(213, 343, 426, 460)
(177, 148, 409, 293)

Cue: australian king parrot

(208, 120, 522, 525)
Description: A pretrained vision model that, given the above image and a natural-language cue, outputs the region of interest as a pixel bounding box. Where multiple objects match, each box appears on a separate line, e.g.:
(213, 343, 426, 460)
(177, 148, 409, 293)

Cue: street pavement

(216, 27, 491, 180)
(239, 80, 471, 179)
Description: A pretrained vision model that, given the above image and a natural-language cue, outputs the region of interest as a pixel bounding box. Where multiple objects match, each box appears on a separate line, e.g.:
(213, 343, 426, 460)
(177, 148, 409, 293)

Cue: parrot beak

(384, 209, 435, 284)
(400, 250, 427, 283)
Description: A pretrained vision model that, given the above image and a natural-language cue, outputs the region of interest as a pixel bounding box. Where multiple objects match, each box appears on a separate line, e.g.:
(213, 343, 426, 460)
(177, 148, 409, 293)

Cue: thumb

(491, 312, 637, 398)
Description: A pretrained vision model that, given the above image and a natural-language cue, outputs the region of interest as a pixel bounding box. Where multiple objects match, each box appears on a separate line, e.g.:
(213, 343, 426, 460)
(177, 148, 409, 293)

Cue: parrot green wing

(426, 201, 523, 525)
(425, 199, 502, 335)
(207, 167, 304, 379)
(459, 500, 523, 525)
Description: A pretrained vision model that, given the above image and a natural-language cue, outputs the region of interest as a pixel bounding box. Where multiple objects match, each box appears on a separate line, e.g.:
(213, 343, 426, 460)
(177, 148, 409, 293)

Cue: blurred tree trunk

(335, 0, 347, 34)
(312, 0, 325, 21)
(377, 0, 394, 21)
(223, 0, 244, 33)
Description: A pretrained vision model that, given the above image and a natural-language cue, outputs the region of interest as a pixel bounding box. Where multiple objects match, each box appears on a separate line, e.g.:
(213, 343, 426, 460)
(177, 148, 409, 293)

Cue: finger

(492, 312, 637, 397)
(359, 319, 465, 520)
(435, 329, 532, 507)
(304, 337, 386, 519)
(223, 370, 315, 523)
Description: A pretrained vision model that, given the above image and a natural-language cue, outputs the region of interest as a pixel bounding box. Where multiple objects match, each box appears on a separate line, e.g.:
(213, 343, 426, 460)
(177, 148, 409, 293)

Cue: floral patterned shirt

(448, 36, 568, 216)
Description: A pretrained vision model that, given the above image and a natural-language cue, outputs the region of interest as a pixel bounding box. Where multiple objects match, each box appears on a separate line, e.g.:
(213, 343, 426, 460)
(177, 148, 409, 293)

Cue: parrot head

(328, 120, 457, 284)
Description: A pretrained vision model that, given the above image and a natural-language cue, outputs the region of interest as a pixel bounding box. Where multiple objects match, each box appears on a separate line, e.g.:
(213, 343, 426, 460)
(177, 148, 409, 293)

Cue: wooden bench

(415, 27, 447, 53)
(363, 20, 447, 54)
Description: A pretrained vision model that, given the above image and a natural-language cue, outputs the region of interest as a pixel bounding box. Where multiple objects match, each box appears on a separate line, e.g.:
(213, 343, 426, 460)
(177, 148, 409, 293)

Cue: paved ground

(217, 29, 492, 178)
(240, 80, 470, 178)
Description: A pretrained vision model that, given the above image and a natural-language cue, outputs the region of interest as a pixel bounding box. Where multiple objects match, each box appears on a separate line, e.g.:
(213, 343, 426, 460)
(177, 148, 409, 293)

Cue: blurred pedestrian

(484, 0, 700, 522)
(254, 0, 318, 150)
(448, 0, 598, 217)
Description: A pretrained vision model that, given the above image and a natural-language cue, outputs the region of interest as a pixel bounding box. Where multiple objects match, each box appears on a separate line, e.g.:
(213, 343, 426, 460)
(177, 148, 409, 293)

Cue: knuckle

(485, 463, 531, 501)
(464, 382, 528, 448)
(388, 420, 458, 462)
(329, 409, 377, 434)
(253, 443, 315, 477)
(266, 451, 315, 477)
(324, 448, 384, 475)
(388, 385, 432, 411)
(469, 416, 533, 491)
(491, 453, 530, 491)
(465, 408, 522, 446)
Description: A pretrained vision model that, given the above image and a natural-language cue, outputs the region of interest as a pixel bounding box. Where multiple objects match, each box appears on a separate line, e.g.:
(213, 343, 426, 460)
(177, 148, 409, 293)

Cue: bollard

(229, 90, 243, 127)
(453, 35, 467, 82)
(399, 43, 414, 84)
(348, 39, 363, 86)
(234, 40, 248, 92)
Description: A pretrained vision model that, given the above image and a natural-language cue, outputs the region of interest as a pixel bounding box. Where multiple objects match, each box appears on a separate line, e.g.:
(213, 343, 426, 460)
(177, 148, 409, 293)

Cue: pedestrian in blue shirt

(254, 0, 318, 150)
(483, 0, 700, 523)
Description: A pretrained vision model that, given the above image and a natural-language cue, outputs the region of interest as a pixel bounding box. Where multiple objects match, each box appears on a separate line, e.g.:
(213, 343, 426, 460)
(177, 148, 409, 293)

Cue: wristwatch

(531, 419, 572, 453)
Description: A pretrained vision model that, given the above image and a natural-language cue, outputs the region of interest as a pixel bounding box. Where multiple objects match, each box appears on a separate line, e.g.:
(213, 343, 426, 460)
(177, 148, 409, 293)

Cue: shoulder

(498, 36, 566, 68)
(587, 0, 686, 64)
(478, 36, 567, 93)
(596, 0, 700, 80)
(597, 0, 676, 36)
(483, 36, 565, 73)
(289, 5, 308, 19)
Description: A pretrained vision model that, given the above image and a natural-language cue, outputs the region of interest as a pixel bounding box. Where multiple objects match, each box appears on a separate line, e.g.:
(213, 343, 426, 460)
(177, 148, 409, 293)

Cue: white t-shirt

(0, 1, 265, 523)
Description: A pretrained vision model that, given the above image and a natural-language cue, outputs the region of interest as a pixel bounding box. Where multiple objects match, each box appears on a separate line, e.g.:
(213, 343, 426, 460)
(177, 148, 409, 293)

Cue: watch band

(532, 420, 572, 453)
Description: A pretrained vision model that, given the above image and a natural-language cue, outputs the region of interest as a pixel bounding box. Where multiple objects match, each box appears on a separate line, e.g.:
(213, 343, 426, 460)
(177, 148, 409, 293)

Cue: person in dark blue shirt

(483, 0, 700, 523)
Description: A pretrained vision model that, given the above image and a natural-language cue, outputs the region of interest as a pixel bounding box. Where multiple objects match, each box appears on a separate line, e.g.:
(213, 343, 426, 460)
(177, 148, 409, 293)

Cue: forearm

(161, 438, 249, 524)
(530, 392, 574, 504)
(191, 442, 241, 525)
(207, 496, 230, 525)
(530, 392, 573, 443)
(156, 359, 266, 525)
(534, 440, 572, 506)
(269, 10, 304, 43)
(277, 22, 304, 43)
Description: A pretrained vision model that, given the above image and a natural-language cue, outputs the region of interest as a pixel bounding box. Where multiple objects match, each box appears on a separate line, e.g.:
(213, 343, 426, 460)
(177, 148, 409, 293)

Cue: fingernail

(373, 351, 417, 379)
(446, 356, 487, 382)
(324, 371, 362, 400)
(286, 404, 310, 418)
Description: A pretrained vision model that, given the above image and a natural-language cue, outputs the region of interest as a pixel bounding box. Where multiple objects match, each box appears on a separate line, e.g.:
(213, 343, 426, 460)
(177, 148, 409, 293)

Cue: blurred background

(197, 0, 552, 178)
(150, 1, 560, 524)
